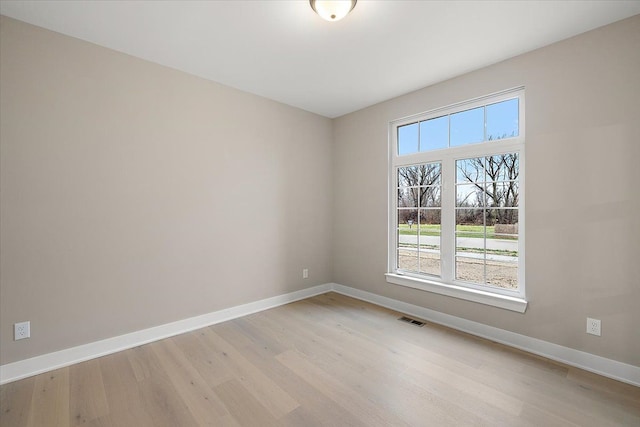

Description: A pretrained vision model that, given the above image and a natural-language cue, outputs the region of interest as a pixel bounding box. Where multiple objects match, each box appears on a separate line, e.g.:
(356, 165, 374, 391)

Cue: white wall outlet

(586, 317, 601, 336)
(14, 321, 30, 340)
(302, 268, 309, 279)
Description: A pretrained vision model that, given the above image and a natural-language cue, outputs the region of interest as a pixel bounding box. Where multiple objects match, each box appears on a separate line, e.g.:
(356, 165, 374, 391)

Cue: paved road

(398, 235, 517, 252)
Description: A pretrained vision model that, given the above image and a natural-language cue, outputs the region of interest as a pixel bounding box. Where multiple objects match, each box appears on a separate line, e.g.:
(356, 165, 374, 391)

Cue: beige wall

(2, 14, 639, 369)
(0, 16, 333, 364)
(333, 15, 640, 366)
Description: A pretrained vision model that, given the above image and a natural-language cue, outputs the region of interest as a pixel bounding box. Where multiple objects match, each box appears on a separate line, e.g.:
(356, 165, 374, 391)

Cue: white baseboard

(2, 282, 638, 388)
(0, 283, 331, 385)
(329, 283, 640, 387)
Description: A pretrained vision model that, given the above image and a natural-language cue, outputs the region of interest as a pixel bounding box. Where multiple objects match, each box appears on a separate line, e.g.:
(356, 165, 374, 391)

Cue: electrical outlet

(302, 268, 309, 279)
(586, 317, 601, 336)
(14, 321, 30, 340)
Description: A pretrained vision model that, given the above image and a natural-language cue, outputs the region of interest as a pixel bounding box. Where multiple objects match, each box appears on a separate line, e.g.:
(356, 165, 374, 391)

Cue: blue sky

(398, 98, 518, 155)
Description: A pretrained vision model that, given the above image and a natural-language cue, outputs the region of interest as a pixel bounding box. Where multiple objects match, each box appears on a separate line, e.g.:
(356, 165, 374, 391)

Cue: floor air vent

(398, 316, 425, 327)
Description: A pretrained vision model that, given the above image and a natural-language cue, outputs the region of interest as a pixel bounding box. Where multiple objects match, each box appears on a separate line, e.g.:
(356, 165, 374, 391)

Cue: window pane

(456, 257, 484, 283)
(456, 209, 485, 263)
(488, 209, 518, 242)
(487, 217, 517, 248)
(420, 186, 441, 207)
(486, 182, 519, 208)
(398, 123, 419, 155)
(398, 248, 418, 272)
(397, 166, 414, 187)
(419, 209, 441, 276)
(504, 153, 519, 178)
(422, 163, 442, 185)
(398, 209, 419, 252)
(420, 209, 441, 233)
(486, 209, 518, 227)
(398, 209, 418, 272)
(456, 184, 485, 207)
(456, 207, 487, 284)
(456, 235, 484, 259)
(456, 208, 484, 229)
(486, 260, 518, 289)
(485, 153, 519, 182)
(456, 157, 484, 183)
(398, 209, 419, 229)
(485, 208, 518, 288)
(484, 155, 505, 181)
(398, 187, 419, 207)
(398, 164, 440, 187)
(482, 153, 519, 209)
(486, 98, 518, 140)
(486, 208, 518, 289)
(419, 116, 448, 151)
(450, 107, 484, 147)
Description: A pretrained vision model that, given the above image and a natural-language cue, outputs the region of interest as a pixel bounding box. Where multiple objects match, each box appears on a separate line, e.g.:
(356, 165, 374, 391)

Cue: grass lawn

(398, 223, 490, 237)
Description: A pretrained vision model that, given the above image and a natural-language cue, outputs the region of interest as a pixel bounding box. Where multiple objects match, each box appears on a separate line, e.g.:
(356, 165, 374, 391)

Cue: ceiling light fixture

(310, 0, 357, 22)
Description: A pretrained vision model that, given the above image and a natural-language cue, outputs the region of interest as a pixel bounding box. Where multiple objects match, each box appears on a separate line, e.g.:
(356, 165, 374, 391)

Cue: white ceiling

(2, 1, 639, 118)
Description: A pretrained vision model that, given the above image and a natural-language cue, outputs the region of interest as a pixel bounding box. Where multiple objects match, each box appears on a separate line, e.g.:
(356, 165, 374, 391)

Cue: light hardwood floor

(1, 292, 639, 426)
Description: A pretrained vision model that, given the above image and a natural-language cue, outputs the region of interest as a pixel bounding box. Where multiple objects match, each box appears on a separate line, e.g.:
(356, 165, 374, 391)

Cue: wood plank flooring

(1, 292, 639, 426)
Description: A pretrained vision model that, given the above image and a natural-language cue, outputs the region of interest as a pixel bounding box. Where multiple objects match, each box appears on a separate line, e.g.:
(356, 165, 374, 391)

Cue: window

(387, 88, 526, 312)
(397, 162, 442, 276)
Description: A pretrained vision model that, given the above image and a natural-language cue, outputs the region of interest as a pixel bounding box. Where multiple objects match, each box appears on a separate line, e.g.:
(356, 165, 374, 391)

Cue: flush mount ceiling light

(310, 0, 357, 22)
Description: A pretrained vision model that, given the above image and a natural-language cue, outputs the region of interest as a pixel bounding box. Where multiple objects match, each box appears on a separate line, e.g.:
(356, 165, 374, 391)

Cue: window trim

(387, 87, 527, 312)
(385, 273, 527, 313)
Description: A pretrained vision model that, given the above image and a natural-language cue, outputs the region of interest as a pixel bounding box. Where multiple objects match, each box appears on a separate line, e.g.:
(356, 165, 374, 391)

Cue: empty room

(1, 1, 639, 426)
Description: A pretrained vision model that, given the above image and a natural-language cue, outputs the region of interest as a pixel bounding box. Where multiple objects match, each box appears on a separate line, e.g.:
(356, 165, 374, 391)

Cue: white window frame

(386, 88, 527, 313)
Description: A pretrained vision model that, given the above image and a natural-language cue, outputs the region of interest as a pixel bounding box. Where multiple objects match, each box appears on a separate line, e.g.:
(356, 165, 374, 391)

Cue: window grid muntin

(389, 88, 524, 299)
(397, 95, 520, 156)
(454, 152, 520, 291)
(396, 161, 442, 278)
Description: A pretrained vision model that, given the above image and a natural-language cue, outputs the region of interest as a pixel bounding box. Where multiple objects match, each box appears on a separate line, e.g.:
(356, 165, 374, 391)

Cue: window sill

(385, 273, 528, 313)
